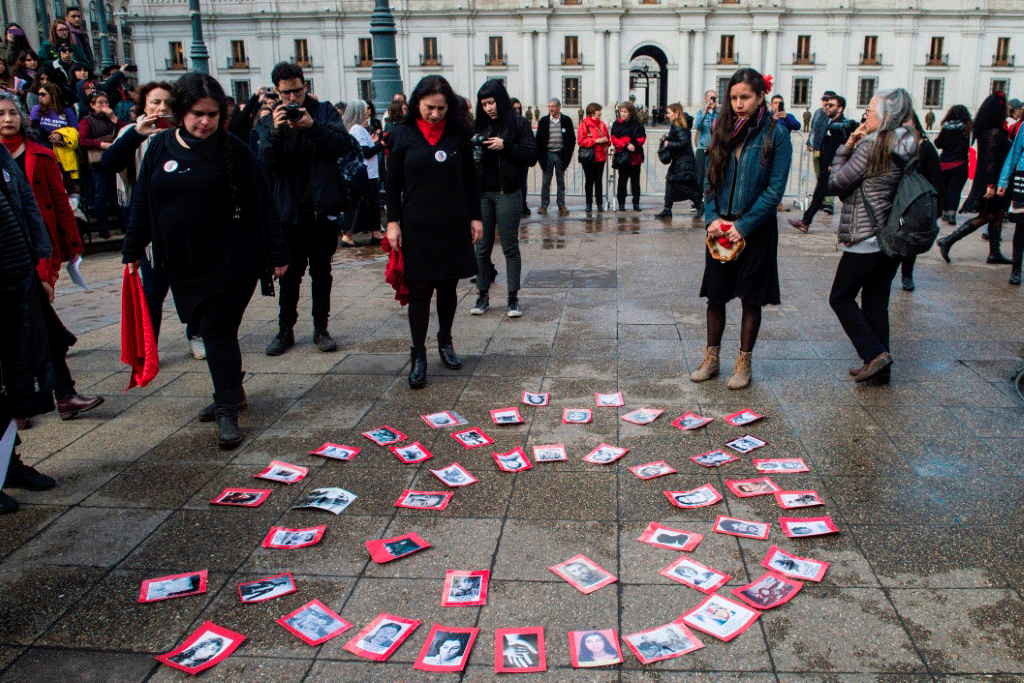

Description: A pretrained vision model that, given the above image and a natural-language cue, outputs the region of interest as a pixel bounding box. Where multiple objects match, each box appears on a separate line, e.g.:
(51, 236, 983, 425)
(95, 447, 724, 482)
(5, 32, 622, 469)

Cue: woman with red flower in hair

(690, 68, 791, 390)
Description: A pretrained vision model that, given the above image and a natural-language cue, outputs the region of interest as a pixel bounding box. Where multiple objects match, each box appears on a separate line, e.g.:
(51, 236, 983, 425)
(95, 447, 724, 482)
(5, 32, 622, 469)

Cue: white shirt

(349, 124, 379, 180)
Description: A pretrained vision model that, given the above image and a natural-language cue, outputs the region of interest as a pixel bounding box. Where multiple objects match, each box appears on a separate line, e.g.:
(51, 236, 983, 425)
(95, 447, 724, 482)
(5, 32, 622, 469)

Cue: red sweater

(611, 120, 647, 166)
(577, 117, 610, 163)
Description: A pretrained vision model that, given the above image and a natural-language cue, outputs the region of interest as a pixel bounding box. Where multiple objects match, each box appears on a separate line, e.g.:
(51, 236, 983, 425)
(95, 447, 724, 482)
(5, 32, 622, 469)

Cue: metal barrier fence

(525, 127, 815, 212)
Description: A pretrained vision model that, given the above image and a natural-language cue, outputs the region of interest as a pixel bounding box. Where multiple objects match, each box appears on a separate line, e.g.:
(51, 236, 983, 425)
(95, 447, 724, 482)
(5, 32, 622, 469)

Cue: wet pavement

(2, 205, 1023, 682)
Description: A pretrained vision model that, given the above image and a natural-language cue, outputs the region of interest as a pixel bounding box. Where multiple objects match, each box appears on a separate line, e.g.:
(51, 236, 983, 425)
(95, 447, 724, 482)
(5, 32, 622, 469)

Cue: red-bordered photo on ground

(562, 408, 593, 424)
(366, 532, 431, 563)
(680, 594, 760, 642)
(413, 624, 480, 672)
(595, 391, 624, 407)
(779, 516, 840, 538)
(548, 554, 618, 594)
(753, 458, 811, 474)
(582, 443, 628, 465)
(621, 408, 663, 425)
(421, 411, 466, 429)
(494, 447, 533, 472)
(621, 619, 704, 664)
(494, 627, 546, 673)
(430, 462, 478, 487)
(361, 426, 408, 446)
(490, 407, 524, 425)
(390, 441, 434, 464)
(724, 408, 764, 427)
(532, 444, 567, 463)
(568, 628, 623, 668)
(210, 488, 271, 507)
(690, 449, 740, 468)
(665, 484, 723, 509)
(672, 412, 714, 431)
(760, 545, 830, 582)
(731, 571, 803, 610)
(714, 515, 771, 540)
(636, 522, 703, 551)
(254, 460, 308, 485)
(726, 477, 782, 498)
(725, 434, 767, 453)
(440, 569, 490, 607)
(342, 613, 421, 662)
(659, 557, 730, 593)
(155, 621, 245, 675)
(237, 572, 296, 603)
(261, 525, 326, 549)
(451, 428, 494, 449)
(629, 461, 676, 479)
(308, 442, 360, 461)
(394, 490, 453, 511)
(276, 599, 352, 646)
(138, 570, 207, 603)
(774, 490, 824, 509)
(521, 391, 550, 407)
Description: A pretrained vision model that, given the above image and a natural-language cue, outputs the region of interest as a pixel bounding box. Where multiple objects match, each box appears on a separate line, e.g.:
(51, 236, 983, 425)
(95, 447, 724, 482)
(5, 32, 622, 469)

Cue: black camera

(470, 133, 487, 163)
(284, 103, 304, 122)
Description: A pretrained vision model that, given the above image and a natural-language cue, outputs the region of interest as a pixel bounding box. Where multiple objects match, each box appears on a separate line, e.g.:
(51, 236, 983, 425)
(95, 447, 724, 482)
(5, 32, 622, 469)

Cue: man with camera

(256, 62, 355, 356)
(692, 89, 718, 214)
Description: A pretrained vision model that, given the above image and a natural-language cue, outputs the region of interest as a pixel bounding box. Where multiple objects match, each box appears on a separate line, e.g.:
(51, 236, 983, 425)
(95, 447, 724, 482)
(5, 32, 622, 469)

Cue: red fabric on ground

(120, 266, 159, 389)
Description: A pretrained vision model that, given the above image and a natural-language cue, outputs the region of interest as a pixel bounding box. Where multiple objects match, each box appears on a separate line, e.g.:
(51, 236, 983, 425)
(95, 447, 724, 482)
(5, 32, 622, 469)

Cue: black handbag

(657, 140, 672, 164)
(611, 148, 631, 170)
(578, 145, 595, 164)
(1010, 170, 1024, 201)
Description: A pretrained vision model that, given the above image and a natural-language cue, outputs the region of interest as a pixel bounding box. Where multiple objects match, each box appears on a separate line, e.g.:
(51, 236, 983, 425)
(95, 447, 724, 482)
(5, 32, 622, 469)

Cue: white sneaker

(188, 335, 206, 360)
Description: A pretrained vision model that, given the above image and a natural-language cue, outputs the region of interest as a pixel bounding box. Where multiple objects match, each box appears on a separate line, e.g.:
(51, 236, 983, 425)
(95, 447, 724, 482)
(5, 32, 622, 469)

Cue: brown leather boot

(689, 346, 720, 382)
(727, 351, 753, 390)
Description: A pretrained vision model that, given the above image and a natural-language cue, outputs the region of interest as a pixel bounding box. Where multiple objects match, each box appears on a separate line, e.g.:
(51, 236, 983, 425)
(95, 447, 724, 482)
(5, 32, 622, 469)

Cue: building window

(719, 35, 735, 64)
(306, 79, 314, 95)
(294, 39, 310, 66)
(992, 79, 1009, 95)
(563, 77, 580, 106)
(857, 77, 877, 108)
(928, 37, 945, 65)
(168, 41, 185, 70)
(230, 40, 247, 68)
(995, 37, 1011, 67)
(358, 38, 373, 66)
(792, 77, 810, 107)
(862, 35, 878, 65)
(232, 80, 250, 103)
(422, 37, 438, 66)
(717, 76, 730, 105)
(923, 78, 943, 108)
(358, 78, 372, 102)
(795, 35, 812, 64)
(564, 36, 579, 65)
(487, 36, 504, 66)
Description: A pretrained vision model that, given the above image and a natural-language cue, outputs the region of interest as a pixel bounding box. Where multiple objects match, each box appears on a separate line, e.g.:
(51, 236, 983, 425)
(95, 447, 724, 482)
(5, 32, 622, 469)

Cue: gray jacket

(828, 127, 918, 245)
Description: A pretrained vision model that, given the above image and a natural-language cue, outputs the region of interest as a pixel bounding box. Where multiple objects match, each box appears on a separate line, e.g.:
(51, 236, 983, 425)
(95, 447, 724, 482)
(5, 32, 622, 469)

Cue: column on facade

(900, 32, 914, 88)
(690, 29, 705, 106)
(960, 31, 981, 103)
(608, 29, 620, 106)
(521, 30, 535, 109)
(678, 29, 690, 105)
(766, 30, 778, 82)
(750, 30, 762, 72)
(537, 29, 549, 103)
(594, 29, 606, 106)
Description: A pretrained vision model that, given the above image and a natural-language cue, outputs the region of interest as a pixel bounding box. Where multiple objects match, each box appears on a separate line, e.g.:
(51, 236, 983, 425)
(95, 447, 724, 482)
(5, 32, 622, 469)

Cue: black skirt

(666, 180, 701, 204)
(699, 213, 781, 307)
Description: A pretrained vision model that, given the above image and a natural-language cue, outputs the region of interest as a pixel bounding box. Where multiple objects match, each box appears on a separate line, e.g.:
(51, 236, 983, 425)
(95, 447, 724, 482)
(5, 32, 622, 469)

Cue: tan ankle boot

(690, 346, 720, 382)
(727, 351, 753, 390)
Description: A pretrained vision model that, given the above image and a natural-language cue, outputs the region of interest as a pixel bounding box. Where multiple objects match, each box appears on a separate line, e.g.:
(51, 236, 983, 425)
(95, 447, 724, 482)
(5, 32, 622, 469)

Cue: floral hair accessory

(762, 74, 774, 93)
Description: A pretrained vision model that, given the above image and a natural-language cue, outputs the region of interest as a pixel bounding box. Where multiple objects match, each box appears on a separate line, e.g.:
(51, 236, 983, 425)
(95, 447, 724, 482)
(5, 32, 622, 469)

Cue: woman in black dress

(122, 73, 288, 447)
(385, 75, 482, 389)
(690, 68, 792, 390)
(654, 103, 700, 219)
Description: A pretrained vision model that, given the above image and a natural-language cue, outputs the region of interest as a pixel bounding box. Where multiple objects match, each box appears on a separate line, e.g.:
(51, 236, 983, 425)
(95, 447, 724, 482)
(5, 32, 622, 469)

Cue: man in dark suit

(534, 98, 575, 216)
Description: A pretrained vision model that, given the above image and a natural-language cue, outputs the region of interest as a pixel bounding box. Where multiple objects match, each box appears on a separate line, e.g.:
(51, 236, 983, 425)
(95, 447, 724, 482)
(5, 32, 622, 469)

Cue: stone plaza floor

(1, 205, 1023, 682)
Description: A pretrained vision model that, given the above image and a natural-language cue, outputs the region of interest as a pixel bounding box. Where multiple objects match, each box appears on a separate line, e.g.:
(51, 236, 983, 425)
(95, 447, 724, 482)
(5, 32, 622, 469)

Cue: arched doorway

(628, 45, 669, 123)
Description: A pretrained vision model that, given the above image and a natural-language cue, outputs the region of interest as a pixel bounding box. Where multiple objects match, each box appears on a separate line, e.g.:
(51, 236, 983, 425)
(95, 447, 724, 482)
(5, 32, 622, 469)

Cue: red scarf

(416, 117, 445, 145)
(2, 134, 23, 155)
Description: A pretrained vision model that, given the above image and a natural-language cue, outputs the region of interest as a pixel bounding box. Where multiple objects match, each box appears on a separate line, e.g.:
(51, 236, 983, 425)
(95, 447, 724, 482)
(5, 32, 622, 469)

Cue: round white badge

(1, 170, 9, 183)
(434, 150, 447, 163)
(163, 160, 178, 173)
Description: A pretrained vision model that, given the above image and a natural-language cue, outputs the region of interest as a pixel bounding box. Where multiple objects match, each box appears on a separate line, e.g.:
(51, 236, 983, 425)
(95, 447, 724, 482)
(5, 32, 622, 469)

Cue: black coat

(662, 121, 697, 185)
(476, 112, 538, 193)
(534, 113, 576, 170)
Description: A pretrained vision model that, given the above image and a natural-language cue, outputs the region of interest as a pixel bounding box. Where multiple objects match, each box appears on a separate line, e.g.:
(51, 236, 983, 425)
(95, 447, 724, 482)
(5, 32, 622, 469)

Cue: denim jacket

(704, 112, 793, 237)
(693, 110, 717, 151)
(997, 129, 1024, 190)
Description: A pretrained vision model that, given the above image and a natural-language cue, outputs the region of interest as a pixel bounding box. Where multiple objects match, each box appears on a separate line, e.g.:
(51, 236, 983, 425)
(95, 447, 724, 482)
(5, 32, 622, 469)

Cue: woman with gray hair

(341, 99, 384, 246)
(827, 87, 918, 384)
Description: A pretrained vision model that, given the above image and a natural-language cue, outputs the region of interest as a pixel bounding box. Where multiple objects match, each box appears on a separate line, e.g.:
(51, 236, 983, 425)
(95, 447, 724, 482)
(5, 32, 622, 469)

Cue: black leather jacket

(476, 113, 538, 193)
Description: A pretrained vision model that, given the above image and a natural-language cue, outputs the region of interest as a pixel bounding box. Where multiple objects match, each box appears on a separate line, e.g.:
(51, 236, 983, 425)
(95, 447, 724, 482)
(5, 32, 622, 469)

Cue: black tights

(186, 280, 256, 405)
(706, 300, 762, 353)
(407, 279, 458, 349)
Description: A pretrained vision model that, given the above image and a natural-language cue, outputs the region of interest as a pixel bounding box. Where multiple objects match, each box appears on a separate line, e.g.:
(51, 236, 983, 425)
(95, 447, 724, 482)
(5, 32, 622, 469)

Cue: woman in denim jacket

(690, 68, 792, 390)
(996, 129, 1024, 285)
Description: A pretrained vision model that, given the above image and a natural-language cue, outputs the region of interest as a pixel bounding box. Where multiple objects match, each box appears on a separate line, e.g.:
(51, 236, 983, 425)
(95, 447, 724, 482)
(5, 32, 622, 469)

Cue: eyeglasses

(278, 86, 304, 96)
(865, 108, 877, 114)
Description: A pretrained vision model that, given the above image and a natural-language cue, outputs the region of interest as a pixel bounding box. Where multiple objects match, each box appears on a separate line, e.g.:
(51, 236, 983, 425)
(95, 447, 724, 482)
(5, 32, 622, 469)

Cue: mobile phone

(154, 115, 174, 129)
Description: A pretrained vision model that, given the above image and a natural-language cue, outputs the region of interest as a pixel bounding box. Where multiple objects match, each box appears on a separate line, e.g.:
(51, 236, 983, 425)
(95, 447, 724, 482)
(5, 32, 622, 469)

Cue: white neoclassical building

(127, 0, 1022, 119)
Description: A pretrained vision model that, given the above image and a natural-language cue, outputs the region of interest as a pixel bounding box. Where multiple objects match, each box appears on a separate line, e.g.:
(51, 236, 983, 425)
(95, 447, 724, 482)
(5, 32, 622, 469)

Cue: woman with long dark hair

(577, 102, 610, 212)
(30, 82, 76, 145)
(77, 91, 123, 238)
(611, 101, 646, 211)
(654, 102, 700, 219)
(933, 104, 972, 225)
(937, 92, 1012, 264)
(996, 120, 1024, 285)
(385, 75, 482, 388)
(689, 68, 791, 390)
(828, 88, 918, 383)
(13, 50, 38, 94)
(122, 73, 288, 447)
(0, 24, 33, 67)
(39, 20, 86, 64)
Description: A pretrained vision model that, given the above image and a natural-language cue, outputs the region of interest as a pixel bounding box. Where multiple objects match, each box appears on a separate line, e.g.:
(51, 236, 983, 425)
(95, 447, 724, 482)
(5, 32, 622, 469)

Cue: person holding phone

(693, 89, 718, 214)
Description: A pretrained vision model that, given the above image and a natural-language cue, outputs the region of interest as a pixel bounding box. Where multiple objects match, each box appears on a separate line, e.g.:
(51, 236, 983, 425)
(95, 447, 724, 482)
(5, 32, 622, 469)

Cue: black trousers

(407, 279, 458, 350)
(42, 299, 75, 400)
(617, 165, 641, 205)
(941, 167, 969, 213)
(186, 280, 256, 405)
(829, 250, 900, 362)
(278, 214, 339, 330)
(801, 169, 833, 225)
(582, 162, 605, 205)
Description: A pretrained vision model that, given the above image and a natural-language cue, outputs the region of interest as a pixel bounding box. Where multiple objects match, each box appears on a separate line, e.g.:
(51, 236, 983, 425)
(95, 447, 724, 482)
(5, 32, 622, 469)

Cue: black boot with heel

(408, 346, 427, 388)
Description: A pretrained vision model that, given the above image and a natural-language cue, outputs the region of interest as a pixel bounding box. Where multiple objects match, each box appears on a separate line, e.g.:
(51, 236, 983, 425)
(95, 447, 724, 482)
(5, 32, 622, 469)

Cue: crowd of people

(2, 56, 1022, 513)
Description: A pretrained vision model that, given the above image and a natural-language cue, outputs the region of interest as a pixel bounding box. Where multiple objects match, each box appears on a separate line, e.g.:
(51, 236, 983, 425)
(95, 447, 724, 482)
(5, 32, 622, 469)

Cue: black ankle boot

(1010, 248, 1023, 285)
(408, 346, 427, 388)
(655, 206, 672, 218)
(199, 373, 247, 422)
(633, 200, 641, 211)
(438, 336, 462, 369)
(937, 219, 981, 263)
(215, 403, 243, 449)
(987, 223, 1012, 263)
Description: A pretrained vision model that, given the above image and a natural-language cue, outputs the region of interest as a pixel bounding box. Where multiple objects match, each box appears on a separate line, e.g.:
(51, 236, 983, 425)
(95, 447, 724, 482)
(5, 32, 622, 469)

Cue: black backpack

(860, 156, 940, 258)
